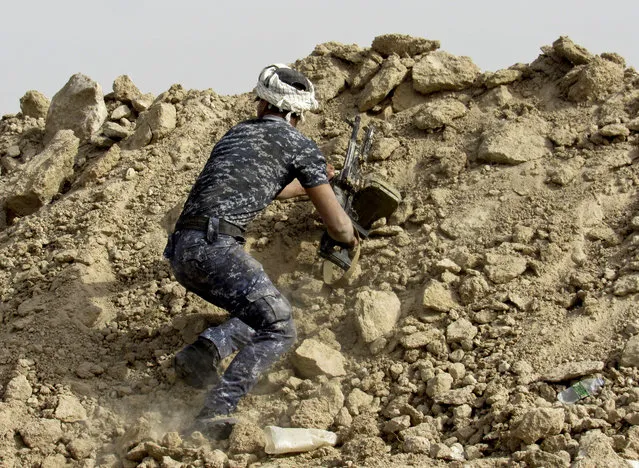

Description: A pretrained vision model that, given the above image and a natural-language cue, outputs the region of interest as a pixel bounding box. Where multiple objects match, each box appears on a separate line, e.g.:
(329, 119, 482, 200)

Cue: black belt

(175, 216, 244, 238)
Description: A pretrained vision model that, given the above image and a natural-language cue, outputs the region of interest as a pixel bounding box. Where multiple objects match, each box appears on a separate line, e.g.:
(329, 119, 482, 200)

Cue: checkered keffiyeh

(255, 64, 319, 119)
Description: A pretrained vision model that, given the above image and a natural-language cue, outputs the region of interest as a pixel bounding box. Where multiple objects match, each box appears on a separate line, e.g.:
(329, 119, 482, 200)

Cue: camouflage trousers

(165, 228, 296, 416)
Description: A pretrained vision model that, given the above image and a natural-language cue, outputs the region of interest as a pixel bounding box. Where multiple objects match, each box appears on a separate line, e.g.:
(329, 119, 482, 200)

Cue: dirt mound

(1, 33, 639, 466)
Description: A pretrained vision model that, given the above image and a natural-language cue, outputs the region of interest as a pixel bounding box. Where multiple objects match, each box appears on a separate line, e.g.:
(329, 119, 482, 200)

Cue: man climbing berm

(163, 64, 357, 439)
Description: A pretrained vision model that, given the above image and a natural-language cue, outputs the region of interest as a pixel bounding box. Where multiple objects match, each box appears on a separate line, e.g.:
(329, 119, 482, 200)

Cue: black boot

(184, 415, 238, 440)
(174, 337, 220, 389)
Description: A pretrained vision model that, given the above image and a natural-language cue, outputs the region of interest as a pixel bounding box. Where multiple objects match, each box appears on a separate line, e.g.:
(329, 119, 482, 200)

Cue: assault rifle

(319, 116, 401, 281)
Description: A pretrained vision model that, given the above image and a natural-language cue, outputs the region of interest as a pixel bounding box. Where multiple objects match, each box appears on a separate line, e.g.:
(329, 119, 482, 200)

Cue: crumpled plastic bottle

(557, 377, 605, 404)
(263, 426, 337, 454)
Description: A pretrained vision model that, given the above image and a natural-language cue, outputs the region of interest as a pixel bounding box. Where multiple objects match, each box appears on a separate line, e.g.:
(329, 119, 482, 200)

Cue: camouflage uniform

(165, 115, 328, 417)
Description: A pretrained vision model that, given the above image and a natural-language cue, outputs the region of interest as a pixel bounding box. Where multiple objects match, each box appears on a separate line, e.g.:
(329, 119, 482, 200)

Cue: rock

(402, 436, 431, 454)
(413, 99, 467, 130)
(111, 104, 132, 120)
(3, 375, 32, 402)
(313, 42, 366, 63)
(291, 397, 337, 430)
(573, 430, 629, 467)
(549, 126, 579, 146)
(346, 388, 374, 416)
(600, 123, 630, 138)
(75, 144, 121, 187)
(446, 318, 478, 343)
(400, 420, 440, 440)
(352, 53, 384, 90)
(565, 57, 624, 102)
(228, 421, 265, 454)
(20, 90, 50, 119)
(200, 449, 227, 468)
(67, 438, 94, 460)
(6, 145, 21, 158)
(540, 360, 605, 382)
(341, 437, 389, 462)
(484, 253, 528, 284)
(291, 380, 344, 430)
(297, 56, 349, 101)
(401, 329, 441, 349)
(480, 85, 513, 107)
(478, 118, 550, 165)
(112, 75, 142, 103)
(44, 73, 108, 143)
(627, 118, 639, 132)
(126, 102, 176, 149)
(458, 276, 490, 305)
(391, 81, 428, 111)
(102, 122, 131, 139)
(132, 93, 155, 112)
(614, 275, 639, 296)
(621, 335, 639, 367)
(426, 373, 453, 398)
(291, 339, 346, 378)
(422, 280, 458, 312)
(482, 69, 522, 88)
(552, 36, 593, 65)
(55, 394, 87, 422)
(370, 137, 401, 161)
(41, 454, 68, 468)
(19, 418, 63, 449)
(359, 55, 409, 111)
(353, 289, 401, 343)
(433, 386, 476, 405)
(412, 51, 481, 95)
(383, 415, 411, 433)
(511, 408, 565, 444)
(371, 34, 439, 57)
(160, 456, 182, 468)
(520, 450, 570, 467)
(3, 130, 79, 219)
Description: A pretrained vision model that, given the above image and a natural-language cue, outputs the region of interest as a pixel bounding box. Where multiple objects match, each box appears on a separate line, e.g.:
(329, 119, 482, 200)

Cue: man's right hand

(305, 184, 355, 245)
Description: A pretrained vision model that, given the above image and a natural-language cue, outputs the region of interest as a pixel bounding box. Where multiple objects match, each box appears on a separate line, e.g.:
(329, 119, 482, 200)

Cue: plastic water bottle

(263, 426, 337, 454)
(557, 377, 604, 404)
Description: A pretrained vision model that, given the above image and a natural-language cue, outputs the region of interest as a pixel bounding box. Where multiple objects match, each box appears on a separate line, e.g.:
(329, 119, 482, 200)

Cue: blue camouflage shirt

(178, 115, 328, 229)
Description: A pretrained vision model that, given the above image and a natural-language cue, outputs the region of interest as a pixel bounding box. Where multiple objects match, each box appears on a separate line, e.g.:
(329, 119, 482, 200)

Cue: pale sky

(2, 0, 637, 115)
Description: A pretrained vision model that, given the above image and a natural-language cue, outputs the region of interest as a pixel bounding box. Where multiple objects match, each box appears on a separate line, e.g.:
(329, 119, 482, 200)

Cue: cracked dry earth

(1, 33, 639, 467)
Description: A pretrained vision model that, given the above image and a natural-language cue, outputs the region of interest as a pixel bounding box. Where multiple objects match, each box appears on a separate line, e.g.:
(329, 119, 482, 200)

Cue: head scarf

(255, 64, 319, 121)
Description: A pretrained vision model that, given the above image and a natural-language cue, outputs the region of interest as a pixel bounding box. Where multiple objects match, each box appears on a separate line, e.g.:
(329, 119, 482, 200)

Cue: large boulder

(413, 98, 467, 130)
(358, 55, 409, 111)
(3, 130, 79, 219)
(20, 90, 50, 119)
(354, 289, 401, 343)
(412, 51, 481, 95)
(478, 118, 551, 165)
(125, 102, 176, 149)
(111, 75, 142, 103)
(371, 34, 439, 57)
(563, 57, 624, 103)
(552, 36, 593, 65)
(44, 73, 108, 143)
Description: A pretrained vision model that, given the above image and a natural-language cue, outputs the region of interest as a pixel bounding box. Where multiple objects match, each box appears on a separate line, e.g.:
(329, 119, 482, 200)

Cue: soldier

(164, 64, 356, 439)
